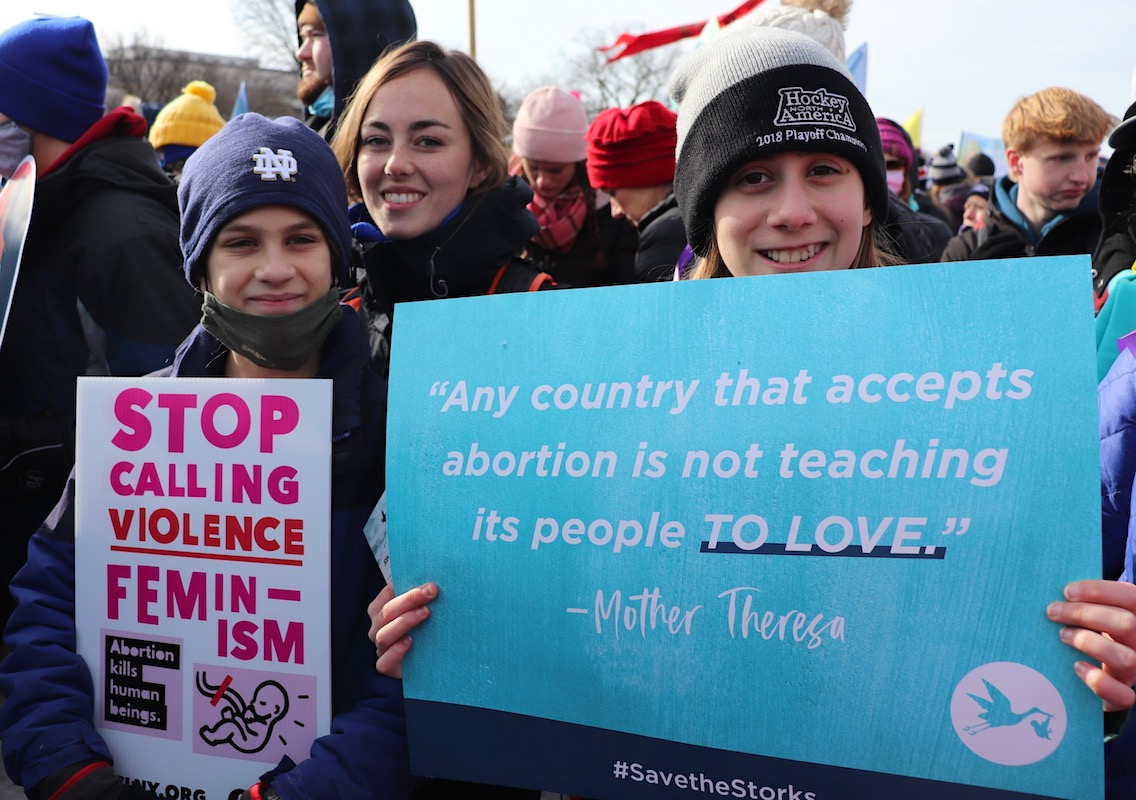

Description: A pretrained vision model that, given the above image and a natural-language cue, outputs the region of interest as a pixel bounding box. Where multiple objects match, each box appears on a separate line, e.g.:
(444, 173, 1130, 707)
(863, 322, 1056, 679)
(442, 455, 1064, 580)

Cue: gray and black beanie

(669, 26, 886, 258)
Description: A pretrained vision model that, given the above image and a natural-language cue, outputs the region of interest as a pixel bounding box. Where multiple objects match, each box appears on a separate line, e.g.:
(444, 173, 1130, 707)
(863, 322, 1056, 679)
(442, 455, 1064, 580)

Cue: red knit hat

(585, 100, 678, 190)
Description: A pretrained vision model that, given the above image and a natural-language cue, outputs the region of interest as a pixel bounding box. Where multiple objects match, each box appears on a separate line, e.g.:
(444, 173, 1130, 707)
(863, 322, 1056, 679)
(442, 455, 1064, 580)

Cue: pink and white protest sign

(75, 377, 332, 800)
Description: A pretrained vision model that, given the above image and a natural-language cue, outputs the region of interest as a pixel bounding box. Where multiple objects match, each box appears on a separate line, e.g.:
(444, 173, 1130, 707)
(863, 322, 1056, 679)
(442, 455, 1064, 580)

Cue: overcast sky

(3, 0, 1132, 155)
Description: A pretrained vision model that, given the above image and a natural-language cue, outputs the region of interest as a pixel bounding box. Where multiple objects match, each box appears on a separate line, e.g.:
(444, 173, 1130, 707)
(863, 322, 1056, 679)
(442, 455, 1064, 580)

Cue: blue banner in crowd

(386, 256, 1101, 800)
(846, 42, 868, 95)
(230, 80, 249, 118)
(958, 131, 1008, 178)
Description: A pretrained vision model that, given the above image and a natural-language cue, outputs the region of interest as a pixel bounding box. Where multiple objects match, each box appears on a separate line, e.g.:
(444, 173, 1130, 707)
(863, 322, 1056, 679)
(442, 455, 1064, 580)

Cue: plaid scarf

(528, 185, 588, 253)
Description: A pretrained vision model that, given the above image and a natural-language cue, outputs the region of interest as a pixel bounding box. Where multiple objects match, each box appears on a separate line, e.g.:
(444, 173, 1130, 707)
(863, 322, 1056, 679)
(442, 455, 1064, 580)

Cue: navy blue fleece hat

(178, 113, 352, 287)
(0, 16, 108, 143)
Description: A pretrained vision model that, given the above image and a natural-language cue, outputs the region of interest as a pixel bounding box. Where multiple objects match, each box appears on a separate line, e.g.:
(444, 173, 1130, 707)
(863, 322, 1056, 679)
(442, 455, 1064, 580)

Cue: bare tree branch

(558, 25, 689, 118)
(229, 0, 298, 71)
(103, 29, 302, 120)
(104, 30, 208, 106)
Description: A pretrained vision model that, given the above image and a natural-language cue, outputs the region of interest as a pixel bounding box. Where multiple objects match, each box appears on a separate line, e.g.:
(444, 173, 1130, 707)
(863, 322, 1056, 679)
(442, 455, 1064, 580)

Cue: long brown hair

(330, 40, 510, 204)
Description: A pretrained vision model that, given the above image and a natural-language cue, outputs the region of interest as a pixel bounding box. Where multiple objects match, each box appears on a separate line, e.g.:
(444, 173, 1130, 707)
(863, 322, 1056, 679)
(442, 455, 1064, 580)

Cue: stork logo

(773, 87, 855, 131)
(251, 148, 298, 181)
(949, 661, 1066, 765)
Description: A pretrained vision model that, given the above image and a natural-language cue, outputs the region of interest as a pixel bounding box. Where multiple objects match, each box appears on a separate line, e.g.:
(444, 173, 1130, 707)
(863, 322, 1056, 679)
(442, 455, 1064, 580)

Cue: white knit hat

(731, 0, 851, 61)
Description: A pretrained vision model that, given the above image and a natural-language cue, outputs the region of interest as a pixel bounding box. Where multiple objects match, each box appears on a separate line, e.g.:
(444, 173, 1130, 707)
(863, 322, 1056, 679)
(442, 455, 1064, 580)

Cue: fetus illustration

(196, 671, 290, 754)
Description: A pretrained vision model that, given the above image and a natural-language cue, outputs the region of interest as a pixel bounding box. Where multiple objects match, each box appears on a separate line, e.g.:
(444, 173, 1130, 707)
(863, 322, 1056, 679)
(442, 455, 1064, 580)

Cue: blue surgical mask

(308, 86, 334, 118)
(0, 119, 31, 180)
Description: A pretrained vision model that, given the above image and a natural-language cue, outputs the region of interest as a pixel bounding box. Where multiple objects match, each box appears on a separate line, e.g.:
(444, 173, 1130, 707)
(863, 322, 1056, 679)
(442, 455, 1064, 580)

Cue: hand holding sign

(1047, 579, 1136, 712)
(368, 582, 437, 679)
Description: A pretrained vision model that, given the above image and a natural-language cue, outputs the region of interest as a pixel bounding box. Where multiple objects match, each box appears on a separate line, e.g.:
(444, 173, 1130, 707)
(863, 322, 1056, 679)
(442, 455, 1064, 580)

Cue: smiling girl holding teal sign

(371, 23, 1136, 799)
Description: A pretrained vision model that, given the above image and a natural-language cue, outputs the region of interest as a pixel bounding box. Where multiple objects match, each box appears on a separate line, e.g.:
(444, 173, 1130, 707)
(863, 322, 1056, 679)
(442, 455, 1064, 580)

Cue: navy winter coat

(0, 311, 413, 800)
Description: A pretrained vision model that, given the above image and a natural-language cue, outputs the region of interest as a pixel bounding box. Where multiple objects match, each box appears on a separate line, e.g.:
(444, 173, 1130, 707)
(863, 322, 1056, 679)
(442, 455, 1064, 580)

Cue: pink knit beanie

(876, 117, 913, 173)
(512, 86, 587, 164)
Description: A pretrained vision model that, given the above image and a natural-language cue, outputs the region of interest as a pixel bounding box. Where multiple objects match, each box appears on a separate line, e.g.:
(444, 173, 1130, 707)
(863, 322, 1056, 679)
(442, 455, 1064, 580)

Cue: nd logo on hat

(251, 148, 298, 182)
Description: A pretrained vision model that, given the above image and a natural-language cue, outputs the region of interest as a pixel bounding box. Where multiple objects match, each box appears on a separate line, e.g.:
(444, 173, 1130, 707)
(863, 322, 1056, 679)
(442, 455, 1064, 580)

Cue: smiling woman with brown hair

(330, 40, 555, 377)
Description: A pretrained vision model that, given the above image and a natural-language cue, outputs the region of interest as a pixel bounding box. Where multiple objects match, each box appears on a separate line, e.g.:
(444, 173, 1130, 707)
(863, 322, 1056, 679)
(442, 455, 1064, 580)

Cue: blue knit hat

(0, 17, 108, 143)
(178, 113, 352, 287)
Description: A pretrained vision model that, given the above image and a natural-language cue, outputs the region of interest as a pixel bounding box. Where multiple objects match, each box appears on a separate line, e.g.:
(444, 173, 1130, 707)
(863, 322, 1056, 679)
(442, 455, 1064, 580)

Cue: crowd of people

(1, 0, 1136, 798)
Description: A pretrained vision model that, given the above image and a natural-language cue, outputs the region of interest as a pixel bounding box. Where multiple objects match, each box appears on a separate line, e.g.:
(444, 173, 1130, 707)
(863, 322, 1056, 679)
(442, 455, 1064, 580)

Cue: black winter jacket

(941, 175, 1101, 263)
(524, 201, 637, 287)
(0, 109, 199, 625)
(881, 193, 953, 264)
(634, 193, 688, 282)
(351, 178, 552, 375)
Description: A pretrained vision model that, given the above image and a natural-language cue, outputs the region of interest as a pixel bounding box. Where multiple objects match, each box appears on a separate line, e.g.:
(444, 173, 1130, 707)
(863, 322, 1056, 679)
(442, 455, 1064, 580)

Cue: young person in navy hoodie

(0, 113, 413, 800)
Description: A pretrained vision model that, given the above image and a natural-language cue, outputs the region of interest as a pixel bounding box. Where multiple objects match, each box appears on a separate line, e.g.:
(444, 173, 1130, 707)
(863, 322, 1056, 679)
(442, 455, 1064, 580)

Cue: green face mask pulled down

(201, 288, 341, 371)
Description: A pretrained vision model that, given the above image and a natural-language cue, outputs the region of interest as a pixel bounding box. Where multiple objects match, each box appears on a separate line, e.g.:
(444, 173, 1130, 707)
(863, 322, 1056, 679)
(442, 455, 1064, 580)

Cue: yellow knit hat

(148, 81, 226, 150)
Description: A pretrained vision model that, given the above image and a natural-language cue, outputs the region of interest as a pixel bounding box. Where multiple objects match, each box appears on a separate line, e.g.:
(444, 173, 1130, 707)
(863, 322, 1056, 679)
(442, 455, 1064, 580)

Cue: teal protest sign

(386, 256, 1101, 800)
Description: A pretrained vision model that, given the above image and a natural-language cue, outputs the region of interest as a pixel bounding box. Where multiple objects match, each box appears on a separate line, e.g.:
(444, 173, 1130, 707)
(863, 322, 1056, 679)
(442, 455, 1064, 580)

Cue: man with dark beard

(295, 0, 416, 139)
